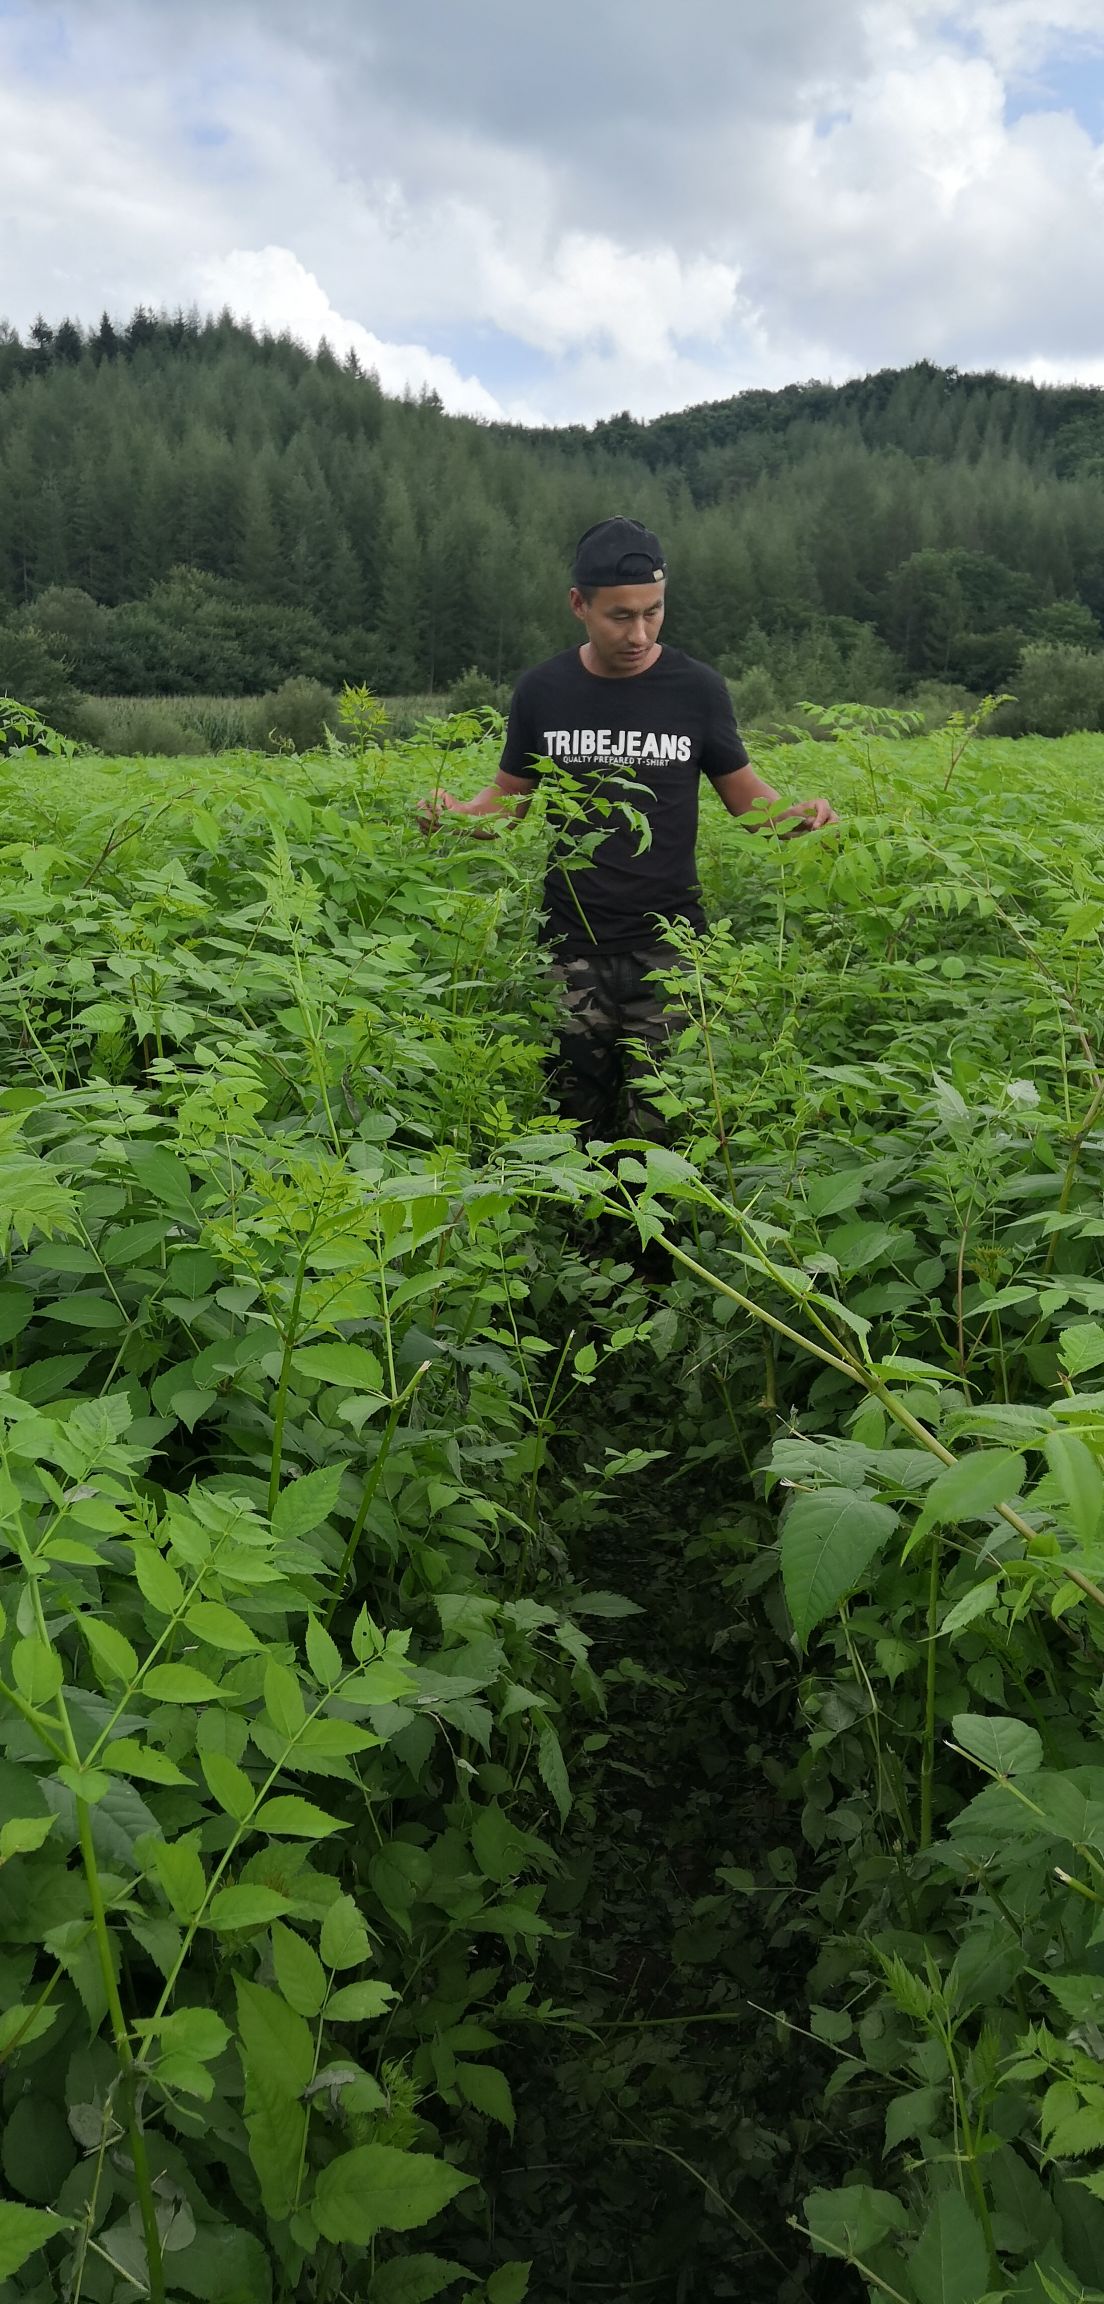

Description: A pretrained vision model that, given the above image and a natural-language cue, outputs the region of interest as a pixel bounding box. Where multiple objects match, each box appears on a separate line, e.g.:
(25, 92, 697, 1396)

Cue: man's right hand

(416, 790, 462, 833)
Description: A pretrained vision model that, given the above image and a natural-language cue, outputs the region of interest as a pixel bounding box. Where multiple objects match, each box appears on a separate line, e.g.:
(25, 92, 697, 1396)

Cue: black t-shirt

(499, 645, 750, 952)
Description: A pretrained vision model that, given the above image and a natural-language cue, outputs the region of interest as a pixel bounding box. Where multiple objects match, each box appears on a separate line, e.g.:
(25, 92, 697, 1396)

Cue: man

(421, 516, 836, 1139)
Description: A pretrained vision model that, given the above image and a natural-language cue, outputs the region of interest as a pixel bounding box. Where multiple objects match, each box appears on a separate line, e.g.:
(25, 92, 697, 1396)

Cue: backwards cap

(573, 516, 667, 589)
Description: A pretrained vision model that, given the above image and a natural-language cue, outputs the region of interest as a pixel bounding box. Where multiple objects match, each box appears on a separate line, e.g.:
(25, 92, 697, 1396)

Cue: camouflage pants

(548, 945, 688, 1142)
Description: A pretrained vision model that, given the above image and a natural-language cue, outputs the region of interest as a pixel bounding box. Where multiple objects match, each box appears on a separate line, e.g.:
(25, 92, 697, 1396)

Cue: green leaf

(263, 1659, 306, 1739)
(144, 1662, 224, 1703)
(12, 1635, 62, 1706)
(199, 1749, 255, 1821)
(0, 1815, 55, 1861)
(0, 1288, 33, 1344)
(154, 2221, 272, 2304)
(77, 1615, 138, 1685)
(804, 2184, 909, 2259)
(455, 2061, 515, 2135)
(101, 1739, 192, 1787)
(1049, 2105, 1104, 2156)
(536, 1719, 571, 1821)
(0, 2004, 58, 2058)
(102, 1218, 171, 1268)
(293, 1341, 384, 1391)
(206, 1886, 291, 1931)
(486, 2268, 531, 2304)
(306, 1614, 343, 1687)
(1059, 1322, 1104, 1378)
(908, 2191, 990, 2304)
(1029, 1773, 1104, 1847)
(271, 1923, 327, 2018)
(236, 1975, 314, 2092)
(312, 2143, 474, 2245)
(780, 1488, 898, 1649)
(884, 2086, 943, 2151)
(320, 1892, 371, 1970)
(272, 1462, 347, 1542)
(325, 1980, 395, 2020)
(1045, 1430, 1104, 1545)
(184, 1600, 261, 1652)
(56, 1763, 110, 1806)
(132, 1539, 185, 1615)
(45, 1294, 122, 1330)
(1042, 1974, 1104, 2025)
(1, 2097, 75, 2204)
(952, 1713, 1044, 1778)
(127, 1142, 194, 1213)
(908, 1448, 1026, 1550)
(824, 1219, 907, 1272)
(236, 1977, 312, 2219)
(939, 1579, 1003, 1638)
(370, 2258, 469, 2304)
(148, 1832, 206, 1921)
(471, 1802, 525, 1885)
(253, 1795, 346, 1838)
(136, 2006, 232, 2063)
(806, 1168, 868, 1220)
(0, 2200, 71, 2279)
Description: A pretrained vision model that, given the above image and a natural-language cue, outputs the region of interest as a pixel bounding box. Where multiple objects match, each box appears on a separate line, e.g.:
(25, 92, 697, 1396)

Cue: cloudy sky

(2, 0, 1103, 424)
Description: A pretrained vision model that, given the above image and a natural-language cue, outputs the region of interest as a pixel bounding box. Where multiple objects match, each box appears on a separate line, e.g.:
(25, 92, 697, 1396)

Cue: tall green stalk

(920, 1534, 941, 1851)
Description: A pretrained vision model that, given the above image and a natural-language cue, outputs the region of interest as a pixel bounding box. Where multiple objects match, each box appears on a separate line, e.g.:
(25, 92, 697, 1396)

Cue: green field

(2, 715, 1104, 2302)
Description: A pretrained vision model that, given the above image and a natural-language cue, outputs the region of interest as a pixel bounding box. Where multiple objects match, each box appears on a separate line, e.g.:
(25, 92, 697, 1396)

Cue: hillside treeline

(4, 306, 1104, 730)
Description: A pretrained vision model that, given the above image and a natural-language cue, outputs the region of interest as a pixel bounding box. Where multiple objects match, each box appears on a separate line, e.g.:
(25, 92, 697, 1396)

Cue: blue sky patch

(1004, 48, 1104, 138)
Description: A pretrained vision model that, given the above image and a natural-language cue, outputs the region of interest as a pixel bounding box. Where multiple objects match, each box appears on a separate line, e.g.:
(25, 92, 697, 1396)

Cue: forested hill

(3, 307, 1104, 725)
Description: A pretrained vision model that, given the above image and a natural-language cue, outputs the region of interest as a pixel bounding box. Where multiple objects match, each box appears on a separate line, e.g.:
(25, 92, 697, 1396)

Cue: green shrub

(727, 663, 779, 729)
(448, 665, 510, 716)
(996, 643, 1104, 736)
(74, 696, 207, 755)
(0, 624, 80, 731)
(909, 679, 979, 729)
(380, 692, 448, 740)
(249, 675, 337, 753)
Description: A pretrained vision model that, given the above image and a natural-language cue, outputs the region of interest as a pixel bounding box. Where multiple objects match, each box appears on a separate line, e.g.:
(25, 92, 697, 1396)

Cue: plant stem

(920, 1535, 941, 1851)
(661, 1231, 1104, 1613)
(323, 1363, 430, 1629)
(29, 1555, 166, 2304)
(267, 1255, 310, 1519)
(75, 1801, 166, 2304)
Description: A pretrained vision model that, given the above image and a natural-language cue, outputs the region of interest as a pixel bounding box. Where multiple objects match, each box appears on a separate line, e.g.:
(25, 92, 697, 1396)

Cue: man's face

(569, 580, 666, 676)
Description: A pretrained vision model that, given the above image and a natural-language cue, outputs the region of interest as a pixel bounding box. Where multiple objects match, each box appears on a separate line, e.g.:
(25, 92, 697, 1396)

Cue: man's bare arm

(417, 768, 537, 836)
(711, 764, 838, 833)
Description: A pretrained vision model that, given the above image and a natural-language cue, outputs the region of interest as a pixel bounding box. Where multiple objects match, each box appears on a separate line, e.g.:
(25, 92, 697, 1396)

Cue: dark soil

(483, 1498, 862, 2304)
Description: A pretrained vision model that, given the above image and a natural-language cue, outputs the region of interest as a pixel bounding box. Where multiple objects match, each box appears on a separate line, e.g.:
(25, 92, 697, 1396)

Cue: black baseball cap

(573, 516, 667, 590)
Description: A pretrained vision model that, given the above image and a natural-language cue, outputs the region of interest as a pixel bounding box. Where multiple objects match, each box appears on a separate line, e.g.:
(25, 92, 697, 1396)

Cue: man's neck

(578, 641, 663, 679)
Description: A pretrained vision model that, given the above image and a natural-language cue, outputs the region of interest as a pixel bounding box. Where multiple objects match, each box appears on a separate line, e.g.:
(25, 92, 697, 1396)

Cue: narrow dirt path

(487, 1497, 859, 2303)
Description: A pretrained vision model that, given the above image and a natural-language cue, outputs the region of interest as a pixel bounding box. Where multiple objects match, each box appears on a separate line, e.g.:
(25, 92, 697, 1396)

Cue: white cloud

(476, 232, 743, 358)
(193, 246, 509, 418)
(4, 0, 1104, 423)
